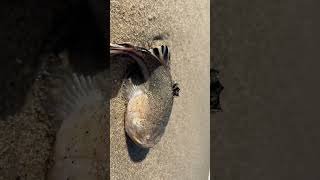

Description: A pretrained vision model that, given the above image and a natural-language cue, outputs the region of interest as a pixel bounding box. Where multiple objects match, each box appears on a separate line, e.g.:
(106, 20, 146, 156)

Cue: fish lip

(127, 133, 156, 149)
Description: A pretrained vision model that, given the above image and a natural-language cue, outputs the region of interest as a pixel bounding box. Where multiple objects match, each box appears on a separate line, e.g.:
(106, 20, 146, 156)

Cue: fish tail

(110, 43, 150, 81)
(58, 73, 104, 120)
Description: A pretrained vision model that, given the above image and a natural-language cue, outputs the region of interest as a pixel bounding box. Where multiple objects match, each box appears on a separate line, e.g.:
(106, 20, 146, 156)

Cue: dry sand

(111, 0, 210, 179)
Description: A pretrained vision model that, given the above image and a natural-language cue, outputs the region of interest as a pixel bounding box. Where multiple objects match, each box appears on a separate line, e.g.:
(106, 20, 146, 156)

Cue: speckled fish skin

(125, 66, 174, 148)
(47, 71, 109, 180)
(111, 43, 176, 148)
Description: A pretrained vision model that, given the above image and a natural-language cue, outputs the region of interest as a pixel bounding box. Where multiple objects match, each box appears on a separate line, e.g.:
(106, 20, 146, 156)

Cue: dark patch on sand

(125, 134, 150, 162)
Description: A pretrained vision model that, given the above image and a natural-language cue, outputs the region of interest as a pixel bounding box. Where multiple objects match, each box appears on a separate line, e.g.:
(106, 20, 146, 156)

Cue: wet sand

(111, 0, 210, 179)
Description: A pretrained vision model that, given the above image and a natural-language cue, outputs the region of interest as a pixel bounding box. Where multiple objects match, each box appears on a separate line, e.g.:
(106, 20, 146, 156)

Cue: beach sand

(0, 0, 210, 179)
(111, 0, 210, 179)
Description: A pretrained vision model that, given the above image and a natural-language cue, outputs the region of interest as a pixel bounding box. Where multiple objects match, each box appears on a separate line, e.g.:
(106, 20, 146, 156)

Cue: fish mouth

(132, 138, 154, 149)
(126, 130, 158, 149)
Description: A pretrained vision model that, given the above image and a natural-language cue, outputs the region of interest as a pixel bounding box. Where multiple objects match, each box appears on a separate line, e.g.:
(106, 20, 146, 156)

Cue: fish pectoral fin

(172, 82, 180, 97)
(58, 73, 104, 119)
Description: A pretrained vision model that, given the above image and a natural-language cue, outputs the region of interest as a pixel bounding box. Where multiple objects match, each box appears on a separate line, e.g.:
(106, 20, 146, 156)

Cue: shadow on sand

(125, 134, 150, 162)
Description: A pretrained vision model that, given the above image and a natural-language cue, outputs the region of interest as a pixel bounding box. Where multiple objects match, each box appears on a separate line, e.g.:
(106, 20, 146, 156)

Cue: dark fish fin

(172, 82, 180, 97)
(149, 45, 170, 67)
